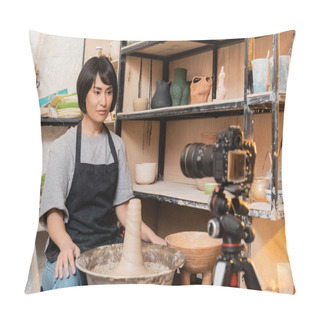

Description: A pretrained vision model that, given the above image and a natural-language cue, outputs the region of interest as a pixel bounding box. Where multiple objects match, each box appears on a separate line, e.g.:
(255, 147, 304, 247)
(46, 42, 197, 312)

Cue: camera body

(180, 125, 256, 186)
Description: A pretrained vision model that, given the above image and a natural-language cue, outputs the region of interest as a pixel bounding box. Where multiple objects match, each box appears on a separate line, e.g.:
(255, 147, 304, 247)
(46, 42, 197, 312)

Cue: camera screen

(227, 150, 246, 183)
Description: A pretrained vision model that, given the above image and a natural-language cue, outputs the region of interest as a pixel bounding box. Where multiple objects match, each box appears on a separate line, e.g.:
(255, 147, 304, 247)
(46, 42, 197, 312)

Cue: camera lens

(180, 143, 215, 178)
(233, 134, 242, 149)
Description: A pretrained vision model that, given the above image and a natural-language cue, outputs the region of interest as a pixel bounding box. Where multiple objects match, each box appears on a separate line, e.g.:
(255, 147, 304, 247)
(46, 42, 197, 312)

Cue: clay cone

(110, 198, 149, 276)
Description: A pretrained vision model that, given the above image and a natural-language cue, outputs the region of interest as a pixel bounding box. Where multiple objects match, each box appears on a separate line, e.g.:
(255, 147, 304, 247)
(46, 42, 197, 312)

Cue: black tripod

(207, 184, 261, 290)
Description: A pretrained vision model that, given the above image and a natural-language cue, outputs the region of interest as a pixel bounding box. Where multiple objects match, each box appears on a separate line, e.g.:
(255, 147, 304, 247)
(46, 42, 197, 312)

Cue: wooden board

(251, 217, 290, 291)
(123, 56, 163, 113)
(130, 41, 207, 57)
(217, 41, 245, 99)
(121, 120, 160, 182)
(162, 112, 283, 183)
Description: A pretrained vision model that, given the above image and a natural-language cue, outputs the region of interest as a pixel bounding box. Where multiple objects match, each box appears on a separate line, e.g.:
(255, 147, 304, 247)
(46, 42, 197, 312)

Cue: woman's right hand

(55, 239, 80, 280)
(45, 208, 81, 280)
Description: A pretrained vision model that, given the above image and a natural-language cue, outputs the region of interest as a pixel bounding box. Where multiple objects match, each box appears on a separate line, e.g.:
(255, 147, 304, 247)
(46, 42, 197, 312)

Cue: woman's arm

(46, 208, 80, 279)
(115, 201, 166, 245)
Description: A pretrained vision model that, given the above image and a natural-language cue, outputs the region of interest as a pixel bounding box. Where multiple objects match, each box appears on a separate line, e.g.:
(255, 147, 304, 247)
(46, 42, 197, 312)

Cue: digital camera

(180, 125, 256, 185)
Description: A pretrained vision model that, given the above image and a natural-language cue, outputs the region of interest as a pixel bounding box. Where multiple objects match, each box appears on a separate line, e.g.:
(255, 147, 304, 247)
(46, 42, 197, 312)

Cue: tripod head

(207, 183, 255, 252)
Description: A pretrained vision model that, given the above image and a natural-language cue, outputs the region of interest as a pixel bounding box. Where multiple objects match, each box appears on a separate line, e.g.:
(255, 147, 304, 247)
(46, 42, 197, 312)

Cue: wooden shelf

(116, 93, 285, 121)
(117, 98, 244, 121)
(41, 117, 82, 126)
(121, 39, 244, 60)
(41, 117, 115, 127)
(133, 181, 284, 220)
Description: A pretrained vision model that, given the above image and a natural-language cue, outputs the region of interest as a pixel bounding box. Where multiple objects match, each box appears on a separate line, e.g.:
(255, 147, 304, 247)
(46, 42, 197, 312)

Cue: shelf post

(271, 34, 280, 215)
(243, 38, 253, 141)
(115, 41, 127, 136)
(157, 120, 166, 181)
(163, 58, 169, 82)
(212, 47, 217, 100)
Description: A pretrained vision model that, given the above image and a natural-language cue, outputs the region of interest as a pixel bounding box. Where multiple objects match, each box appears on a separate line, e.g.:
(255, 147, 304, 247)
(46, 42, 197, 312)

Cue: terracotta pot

(165, 231, 222, 285)
(190, 76, 212, 104)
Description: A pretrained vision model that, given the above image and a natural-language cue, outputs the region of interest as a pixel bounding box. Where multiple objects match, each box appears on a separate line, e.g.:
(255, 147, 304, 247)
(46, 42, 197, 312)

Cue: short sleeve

(112, 135, 134, 206)
(39, 139, 74, 230)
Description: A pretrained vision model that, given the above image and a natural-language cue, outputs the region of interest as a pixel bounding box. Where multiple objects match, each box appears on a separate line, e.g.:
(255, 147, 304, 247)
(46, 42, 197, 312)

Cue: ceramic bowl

(135, 162, 157, 185)
(165, 231, 222, 285)
(195, 177, 215, 191)
(204, 182, 219, 195)
(133, 98, 148, 111)
(252, 178, 267, 202)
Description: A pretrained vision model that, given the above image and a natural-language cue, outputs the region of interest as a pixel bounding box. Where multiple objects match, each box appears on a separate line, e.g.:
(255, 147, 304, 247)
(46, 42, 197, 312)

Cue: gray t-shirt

(39, 126, 134, 230)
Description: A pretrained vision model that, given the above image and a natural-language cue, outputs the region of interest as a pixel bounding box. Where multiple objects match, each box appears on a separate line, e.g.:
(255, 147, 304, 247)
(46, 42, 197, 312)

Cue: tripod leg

(213, 260, 233, 286)
(242, 258, 261, 290)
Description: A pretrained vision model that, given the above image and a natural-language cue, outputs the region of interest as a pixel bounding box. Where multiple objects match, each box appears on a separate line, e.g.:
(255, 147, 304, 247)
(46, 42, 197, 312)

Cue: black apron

(45, 121, 121, 263)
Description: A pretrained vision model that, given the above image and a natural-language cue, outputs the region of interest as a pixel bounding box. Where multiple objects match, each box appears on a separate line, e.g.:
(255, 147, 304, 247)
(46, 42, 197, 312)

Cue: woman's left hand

(151, 235, 167, 246)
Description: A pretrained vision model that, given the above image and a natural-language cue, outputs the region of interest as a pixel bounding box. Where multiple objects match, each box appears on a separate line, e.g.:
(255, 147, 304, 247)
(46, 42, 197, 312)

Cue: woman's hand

(46, 208, 80, 279)
(115, 201, 167, 245)
(150, 235, 167, 246)
(55, 239, 80, 279)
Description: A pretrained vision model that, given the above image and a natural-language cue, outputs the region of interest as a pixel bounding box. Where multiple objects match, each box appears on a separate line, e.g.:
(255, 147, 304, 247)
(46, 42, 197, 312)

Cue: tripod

(207, 184, 261, 290)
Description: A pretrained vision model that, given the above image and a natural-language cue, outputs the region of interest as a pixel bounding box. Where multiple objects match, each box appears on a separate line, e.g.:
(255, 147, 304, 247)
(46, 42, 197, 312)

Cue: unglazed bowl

(135, 162, 157, 185)
(133, 98, 148, 111)
(165, 231, 222, 285)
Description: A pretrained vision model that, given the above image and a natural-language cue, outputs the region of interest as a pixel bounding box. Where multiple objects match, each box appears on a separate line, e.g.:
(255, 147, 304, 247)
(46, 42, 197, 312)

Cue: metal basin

(76, 243, 185, 285)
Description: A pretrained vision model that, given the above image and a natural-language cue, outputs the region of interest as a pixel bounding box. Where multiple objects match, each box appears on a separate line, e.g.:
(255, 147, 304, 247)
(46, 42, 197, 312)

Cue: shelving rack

(115, 34, 285, 220)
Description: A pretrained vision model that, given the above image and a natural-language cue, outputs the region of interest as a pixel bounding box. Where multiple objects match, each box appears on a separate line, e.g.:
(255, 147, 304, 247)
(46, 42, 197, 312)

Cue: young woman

(40, 56, 166, 290)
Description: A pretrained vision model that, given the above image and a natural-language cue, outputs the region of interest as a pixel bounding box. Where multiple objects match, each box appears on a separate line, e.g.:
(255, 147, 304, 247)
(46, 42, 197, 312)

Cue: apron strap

(103, 122, 118, 164)
(75, 121, 118, 164)
(75, 121, 82, 164)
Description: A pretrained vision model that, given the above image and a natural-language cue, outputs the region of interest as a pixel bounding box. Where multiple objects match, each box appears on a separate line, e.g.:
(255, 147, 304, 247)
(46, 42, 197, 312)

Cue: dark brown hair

(76, 56, 118, 113)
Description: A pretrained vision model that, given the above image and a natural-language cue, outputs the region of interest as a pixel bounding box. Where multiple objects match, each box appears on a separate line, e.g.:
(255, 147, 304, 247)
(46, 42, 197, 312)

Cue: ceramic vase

(170, 68, 190, 106)
(190, 76, 212, 104)
(216, 66, 227, 100)
(151, 80, 172, 109)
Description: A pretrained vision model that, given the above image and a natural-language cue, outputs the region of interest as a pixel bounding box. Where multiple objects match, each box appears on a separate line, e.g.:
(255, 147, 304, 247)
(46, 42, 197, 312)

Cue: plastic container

(252, 58, 269, 93)
(270, 55, 291, 92)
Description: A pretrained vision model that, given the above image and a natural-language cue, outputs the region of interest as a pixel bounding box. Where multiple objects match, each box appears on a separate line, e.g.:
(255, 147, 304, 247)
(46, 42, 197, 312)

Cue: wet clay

(93, 261, 169, 275)
(108, 199, 151, 276)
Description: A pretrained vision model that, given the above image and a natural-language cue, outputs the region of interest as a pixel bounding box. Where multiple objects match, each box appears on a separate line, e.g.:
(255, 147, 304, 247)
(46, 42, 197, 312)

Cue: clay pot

(170, 68, 190, 106)
(151, 80, 172, 109)
(165, 231, 222, 285)
(133, 98, 148, 111)
(135, 162, 157, 184)
(252, 178, 267, 202)
(190, 76, 212, 104)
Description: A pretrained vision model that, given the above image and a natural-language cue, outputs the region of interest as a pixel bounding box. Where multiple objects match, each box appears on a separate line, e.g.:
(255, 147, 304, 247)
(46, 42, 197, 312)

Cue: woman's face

(85, 73, 113, 123)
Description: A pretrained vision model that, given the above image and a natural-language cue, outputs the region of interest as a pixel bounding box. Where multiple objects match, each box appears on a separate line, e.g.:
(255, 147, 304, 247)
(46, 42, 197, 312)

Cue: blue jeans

(42, 260, 88, 291)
